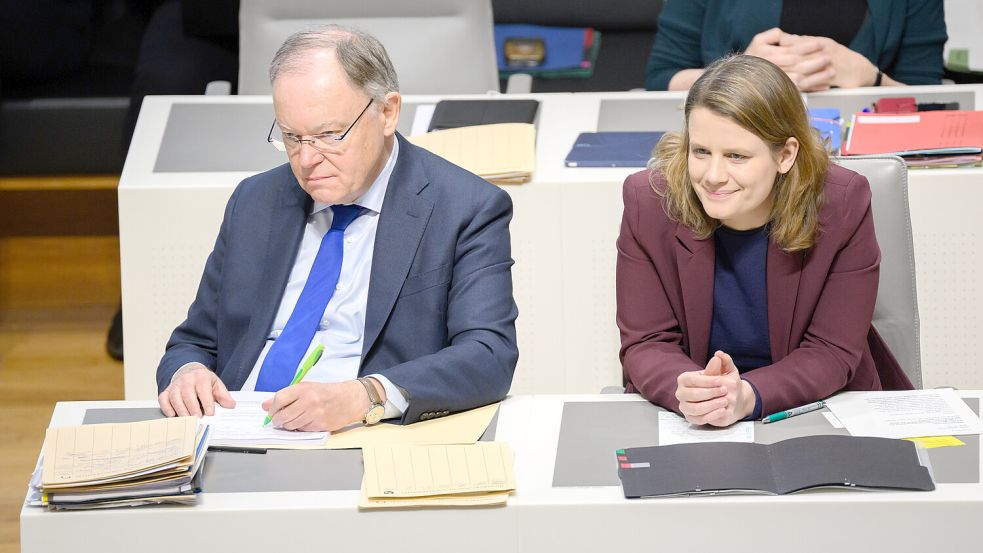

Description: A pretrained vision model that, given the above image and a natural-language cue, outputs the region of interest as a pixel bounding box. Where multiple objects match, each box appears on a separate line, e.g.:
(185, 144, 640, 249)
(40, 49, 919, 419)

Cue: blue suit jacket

(156, 134, 519, 423)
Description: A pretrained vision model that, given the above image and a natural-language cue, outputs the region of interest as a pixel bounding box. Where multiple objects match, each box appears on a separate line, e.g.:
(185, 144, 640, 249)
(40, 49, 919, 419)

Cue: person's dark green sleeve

(884, 0, 946, 85)
(645, 0, 708, 90)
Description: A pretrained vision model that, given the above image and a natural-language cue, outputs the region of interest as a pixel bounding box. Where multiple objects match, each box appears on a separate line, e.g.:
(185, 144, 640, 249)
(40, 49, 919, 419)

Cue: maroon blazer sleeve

(743, 170, 883, 414)
(616, 171, 701, 411)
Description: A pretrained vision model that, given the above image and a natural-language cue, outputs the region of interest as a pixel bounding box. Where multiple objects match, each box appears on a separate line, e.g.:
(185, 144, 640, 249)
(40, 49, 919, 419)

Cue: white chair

(237, 0, 500, 95)
(834, 155, 922, 389)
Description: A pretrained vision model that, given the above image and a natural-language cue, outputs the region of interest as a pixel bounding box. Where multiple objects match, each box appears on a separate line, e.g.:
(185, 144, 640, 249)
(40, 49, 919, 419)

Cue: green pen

(761, 400, 825, 424)
(263, 344, 325, 427)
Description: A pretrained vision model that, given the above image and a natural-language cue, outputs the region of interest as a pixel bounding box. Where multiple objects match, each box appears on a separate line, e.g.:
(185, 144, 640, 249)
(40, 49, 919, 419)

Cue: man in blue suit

(156, 25, 518, 431)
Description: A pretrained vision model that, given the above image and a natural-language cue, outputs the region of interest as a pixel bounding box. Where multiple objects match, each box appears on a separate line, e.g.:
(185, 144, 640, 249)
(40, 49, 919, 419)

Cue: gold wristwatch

(357, 377, 385, 425)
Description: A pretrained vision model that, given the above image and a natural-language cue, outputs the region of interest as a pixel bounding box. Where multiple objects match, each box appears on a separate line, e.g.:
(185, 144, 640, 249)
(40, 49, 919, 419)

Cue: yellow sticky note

(904, 436, 966, 449)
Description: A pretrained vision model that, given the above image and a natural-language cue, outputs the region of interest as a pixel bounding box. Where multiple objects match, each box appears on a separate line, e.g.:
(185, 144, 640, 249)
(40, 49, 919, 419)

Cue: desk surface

(21, 393, 983, 553)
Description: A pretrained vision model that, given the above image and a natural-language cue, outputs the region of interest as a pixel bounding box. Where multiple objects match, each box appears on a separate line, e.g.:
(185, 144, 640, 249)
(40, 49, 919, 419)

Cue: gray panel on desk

(597, 99, 685, 132)
(204, 449, 363, 492)
(155, 103, 420, 173)
(154, 104, 284, 173)
(553, 400, 979, 487)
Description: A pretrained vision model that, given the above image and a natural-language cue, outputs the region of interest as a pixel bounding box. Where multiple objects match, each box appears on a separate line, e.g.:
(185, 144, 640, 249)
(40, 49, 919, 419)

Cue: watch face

(364, 404, 385, 425)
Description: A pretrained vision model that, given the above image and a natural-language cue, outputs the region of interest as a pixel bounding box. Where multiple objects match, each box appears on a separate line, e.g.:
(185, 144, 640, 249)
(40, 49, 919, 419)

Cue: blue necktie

(255, 204, 366, 392)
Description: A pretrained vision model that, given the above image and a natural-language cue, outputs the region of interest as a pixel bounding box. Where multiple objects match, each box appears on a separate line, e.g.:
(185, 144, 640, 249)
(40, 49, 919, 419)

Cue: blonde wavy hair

(650, 54, 830, 252)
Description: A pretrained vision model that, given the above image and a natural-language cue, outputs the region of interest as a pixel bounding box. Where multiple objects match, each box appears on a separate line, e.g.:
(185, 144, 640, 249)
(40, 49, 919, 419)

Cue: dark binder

(617, 435, 935, 498)
(427, 100, 540, 132)
(563, 132, 664, 167)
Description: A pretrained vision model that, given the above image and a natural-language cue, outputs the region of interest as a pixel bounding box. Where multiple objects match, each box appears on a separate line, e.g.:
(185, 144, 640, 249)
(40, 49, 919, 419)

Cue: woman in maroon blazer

(616, 54, 912, 427)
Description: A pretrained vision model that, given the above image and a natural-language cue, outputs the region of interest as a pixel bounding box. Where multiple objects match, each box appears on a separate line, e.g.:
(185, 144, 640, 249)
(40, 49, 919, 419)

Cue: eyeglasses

(267, 99, 374, 154)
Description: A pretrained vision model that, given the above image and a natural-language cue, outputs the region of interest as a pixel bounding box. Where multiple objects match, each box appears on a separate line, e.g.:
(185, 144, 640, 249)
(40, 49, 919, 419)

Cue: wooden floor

(0, 236, 123, 553)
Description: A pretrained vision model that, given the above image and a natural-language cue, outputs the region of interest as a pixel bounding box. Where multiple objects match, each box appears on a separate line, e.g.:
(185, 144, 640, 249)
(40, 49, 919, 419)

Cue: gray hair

(269, 24, 400, 103)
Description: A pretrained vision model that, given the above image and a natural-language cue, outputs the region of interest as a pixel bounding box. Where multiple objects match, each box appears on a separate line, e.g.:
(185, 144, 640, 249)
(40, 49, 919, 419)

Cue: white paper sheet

(202, 391, 328, 445)
(822, 411, 845, 429)
(825, 389, 983, 439)
(658, 411, 754, 445)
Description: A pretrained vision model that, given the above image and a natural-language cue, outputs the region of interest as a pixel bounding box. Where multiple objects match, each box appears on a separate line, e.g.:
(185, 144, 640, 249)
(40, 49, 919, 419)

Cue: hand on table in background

(262, 379, 376, 432)
(675, 350, 755, 427)
(779, 33, 885, 89)
(158, 362, 235, 417)
(745, 28, 835, 91)
(812, 35, 881, 88)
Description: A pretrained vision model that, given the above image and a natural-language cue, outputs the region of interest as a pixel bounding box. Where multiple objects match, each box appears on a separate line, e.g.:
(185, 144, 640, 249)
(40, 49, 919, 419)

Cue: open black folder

(617, 435, 934, 498)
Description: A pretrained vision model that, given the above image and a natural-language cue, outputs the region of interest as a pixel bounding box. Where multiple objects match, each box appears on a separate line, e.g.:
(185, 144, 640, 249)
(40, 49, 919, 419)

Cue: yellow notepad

(325, 402, 499, 450)
(360, 442, 515, 509)
(408, 123, 535, 184)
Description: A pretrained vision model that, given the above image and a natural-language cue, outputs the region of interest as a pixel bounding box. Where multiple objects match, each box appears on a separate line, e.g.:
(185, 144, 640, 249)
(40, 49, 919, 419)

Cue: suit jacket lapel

(675, 226, 715, 366)
(227, 176, 311, 390)
(766, 241, 803, 362)
(361, 136, 435, 363)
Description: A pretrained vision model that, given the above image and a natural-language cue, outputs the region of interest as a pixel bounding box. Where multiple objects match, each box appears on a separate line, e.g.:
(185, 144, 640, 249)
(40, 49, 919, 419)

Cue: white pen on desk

(761, 400, 826, 424)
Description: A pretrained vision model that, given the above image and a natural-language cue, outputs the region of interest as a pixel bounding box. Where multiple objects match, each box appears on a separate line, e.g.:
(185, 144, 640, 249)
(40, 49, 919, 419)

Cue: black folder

(617, 435, 935, 498)
(427, 99, 540, 132)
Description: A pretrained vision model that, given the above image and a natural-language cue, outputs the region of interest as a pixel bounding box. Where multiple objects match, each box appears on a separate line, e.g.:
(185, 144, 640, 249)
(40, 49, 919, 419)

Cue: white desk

(20, 392, 983, 552)
(119, 87, 983, 399)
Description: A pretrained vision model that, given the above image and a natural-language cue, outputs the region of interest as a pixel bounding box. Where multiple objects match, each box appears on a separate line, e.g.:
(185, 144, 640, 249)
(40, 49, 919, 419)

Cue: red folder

(843, 110, 983, 156)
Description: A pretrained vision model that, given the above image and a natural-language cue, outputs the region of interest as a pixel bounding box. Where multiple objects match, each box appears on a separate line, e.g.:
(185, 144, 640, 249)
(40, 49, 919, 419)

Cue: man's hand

(158, 363, 235, 417)
(262, 379, 383, 432)
(675, 351, 754, 427)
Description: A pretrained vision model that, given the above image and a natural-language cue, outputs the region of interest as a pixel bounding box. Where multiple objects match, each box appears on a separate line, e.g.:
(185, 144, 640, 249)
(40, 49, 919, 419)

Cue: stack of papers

(359, 442, 515, 509)
(843, 111, 983, 167)
(34, 417, 208, 510)
(657, 411, 754, 445)
(203, 391, 328, 448)
(825, 389, 983, 439)
(409, 123, 535, 184)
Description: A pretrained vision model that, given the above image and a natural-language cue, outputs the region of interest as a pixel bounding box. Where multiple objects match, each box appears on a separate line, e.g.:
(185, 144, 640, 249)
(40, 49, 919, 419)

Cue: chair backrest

(238, 0, 499, 95)
(833, 156, 922, 389)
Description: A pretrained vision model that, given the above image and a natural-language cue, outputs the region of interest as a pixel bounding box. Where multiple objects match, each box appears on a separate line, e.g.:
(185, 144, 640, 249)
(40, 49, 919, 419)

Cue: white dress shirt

(239, 139, 408, 418)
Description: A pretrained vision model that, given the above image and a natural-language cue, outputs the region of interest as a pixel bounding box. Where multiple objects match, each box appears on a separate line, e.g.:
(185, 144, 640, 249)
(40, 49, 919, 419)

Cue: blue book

(809, 108, 841, 153)
(564, 132, 665, 168)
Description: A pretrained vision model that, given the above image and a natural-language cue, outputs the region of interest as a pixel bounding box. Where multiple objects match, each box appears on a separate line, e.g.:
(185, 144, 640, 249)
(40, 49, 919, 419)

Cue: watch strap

(358, 377, 383, 407)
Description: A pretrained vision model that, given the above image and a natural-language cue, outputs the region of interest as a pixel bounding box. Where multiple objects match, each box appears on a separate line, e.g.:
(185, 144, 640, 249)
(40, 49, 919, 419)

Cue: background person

(645, 0, 947, 91)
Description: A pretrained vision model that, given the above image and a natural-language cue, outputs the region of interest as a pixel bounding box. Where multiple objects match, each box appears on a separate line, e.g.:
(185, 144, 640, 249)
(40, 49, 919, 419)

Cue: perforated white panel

(503, 182, 566, 394)
(909, 170, 983, 389)
(120, 187, 232, 399)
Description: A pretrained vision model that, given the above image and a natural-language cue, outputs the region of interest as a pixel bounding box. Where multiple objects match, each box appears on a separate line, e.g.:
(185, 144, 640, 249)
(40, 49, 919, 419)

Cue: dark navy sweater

(709, 224, 772, 419)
